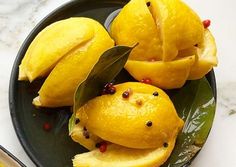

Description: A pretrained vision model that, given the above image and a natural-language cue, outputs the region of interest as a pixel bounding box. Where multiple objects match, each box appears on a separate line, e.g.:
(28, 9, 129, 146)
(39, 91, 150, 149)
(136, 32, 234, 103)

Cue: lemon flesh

(188, 29, 218, 80)
(125, 56, 195, 89)
(71, 123, 103, 150)
(77, 82, 184, 149)
(30, 18, 114, 107)
(73, 138, 176, 167)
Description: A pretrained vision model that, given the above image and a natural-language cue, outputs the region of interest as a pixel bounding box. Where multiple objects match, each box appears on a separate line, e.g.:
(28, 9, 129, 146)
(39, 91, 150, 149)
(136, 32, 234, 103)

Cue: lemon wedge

(188, 29, 218, 80)
(73, 138, 176, 167)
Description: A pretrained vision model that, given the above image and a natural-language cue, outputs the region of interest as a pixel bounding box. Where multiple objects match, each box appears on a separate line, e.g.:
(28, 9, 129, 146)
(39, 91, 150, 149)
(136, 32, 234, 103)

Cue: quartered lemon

(19, 17, 114, 107)
(111, 0, 217, 89)
(72, 82, 183, 167)
(125, 56, 195, 89)
(111, 0, 204, 61)
(19, 18, 95, 82)
(148, 0, 204, 61)
(76, 82, 184, 149)
(73, 139, 176, 167)
(71, 123, 103, 151)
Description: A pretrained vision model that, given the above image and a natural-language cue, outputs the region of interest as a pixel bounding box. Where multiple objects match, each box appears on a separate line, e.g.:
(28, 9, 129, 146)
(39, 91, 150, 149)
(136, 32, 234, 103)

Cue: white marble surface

(0, 0, 236, 166)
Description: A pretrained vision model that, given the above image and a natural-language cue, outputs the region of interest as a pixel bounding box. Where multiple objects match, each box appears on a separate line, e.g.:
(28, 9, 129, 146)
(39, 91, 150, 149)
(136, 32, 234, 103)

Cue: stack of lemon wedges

(72, 82, 184, 167)
(19, 18, 114, 107)
(111, 0, 217, 89)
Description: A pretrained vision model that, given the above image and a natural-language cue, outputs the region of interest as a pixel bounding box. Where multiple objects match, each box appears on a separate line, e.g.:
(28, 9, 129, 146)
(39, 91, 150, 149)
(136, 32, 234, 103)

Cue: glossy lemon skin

(111, 0, 163, 61)
(126, 56, 195, 89)
(19, 18, 95, 82)
(29, 18, 114, 107)
(148, 0, 204, 61)
(77, 82, 184, 149)
(73, 137, 176, 167)
(111, 0, 217, 89)
(111, 0, 204, 61)
(124, 30, 217, 89)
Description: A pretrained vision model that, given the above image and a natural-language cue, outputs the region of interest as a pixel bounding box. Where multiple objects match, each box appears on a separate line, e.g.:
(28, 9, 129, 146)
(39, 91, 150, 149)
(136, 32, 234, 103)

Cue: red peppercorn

(109, 86, 116, 94)
(43, 122, 52, 132)
(141, 78, 152, 85)
(99, 142, 107, 153)
(203, 19, 211, 28)
(102, 82, 116, 95)
(122, 91, 130, 98)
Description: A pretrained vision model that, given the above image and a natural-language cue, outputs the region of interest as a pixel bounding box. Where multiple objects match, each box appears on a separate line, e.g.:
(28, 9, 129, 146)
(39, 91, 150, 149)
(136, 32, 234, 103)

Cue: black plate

(9, 0, 217, 167)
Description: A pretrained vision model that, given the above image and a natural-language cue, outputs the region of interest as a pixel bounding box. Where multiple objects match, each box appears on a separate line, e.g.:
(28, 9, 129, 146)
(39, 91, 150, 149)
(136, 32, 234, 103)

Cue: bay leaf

(69, 45, 135, 134)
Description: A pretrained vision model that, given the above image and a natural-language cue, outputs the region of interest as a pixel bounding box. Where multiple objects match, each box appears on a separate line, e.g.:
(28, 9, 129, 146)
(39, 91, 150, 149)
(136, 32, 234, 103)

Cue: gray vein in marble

(228, 110, 236, 116)
(217, 82, 236, 116)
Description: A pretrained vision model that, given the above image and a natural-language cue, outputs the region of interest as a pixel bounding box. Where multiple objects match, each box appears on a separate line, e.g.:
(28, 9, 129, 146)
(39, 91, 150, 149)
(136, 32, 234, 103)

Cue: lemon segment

(31, 18, 114, 107)
(188, 29, 218, 80)
(19, 33, 41, 80)
(111, 0, 204, 62)
(110, 0, 214, 89)
(73, 138, 176, 167)
(19, 18, 95, 82)
(148, 0, 204, 61)
(71, 123, 103, 151)
(125, 56, 195, 89)
(77, 82, 184, 149)
(111, 0, 163, 61)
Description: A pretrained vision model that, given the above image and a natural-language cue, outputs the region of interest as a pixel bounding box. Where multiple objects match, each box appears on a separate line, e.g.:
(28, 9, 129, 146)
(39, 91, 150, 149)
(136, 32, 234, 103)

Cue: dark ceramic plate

(9, 0, 217, 167)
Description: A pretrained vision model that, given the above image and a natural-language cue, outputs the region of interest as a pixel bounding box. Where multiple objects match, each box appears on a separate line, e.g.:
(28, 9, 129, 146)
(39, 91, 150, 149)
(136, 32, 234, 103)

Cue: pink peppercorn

(141, 78, 152, 85)
(99, 142, 107, 153)
(203, 19, 211, 28)
(43, 122, 52, 132)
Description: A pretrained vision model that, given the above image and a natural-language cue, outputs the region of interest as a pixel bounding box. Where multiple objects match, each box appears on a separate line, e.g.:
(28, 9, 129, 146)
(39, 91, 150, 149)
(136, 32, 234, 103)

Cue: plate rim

(8, 0, 217, 167)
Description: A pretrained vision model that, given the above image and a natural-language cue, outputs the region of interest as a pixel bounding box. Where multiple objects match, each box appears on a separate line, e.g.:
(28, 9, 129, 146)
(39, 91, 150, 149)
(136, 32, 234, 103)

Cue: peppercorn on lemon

(111, 0, 217, 89)
(19, 17, 114, 107)
(72, 82, 183, 166)
(73, 139, 176, 167)
(71, 123, 103, 150)
(126, 56, 195, 89)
